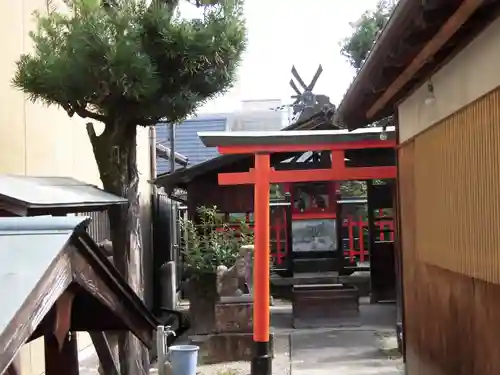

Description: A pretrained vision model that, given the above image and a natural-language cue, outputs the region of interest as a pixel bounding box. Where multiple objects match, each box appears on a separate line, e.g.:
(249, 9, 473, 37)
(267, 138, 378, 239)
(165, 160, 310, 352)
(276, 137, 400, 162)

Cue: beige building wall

(398, 16, 500, 142)
(397, 17, 500, 375)
(0, 1, 153, 374)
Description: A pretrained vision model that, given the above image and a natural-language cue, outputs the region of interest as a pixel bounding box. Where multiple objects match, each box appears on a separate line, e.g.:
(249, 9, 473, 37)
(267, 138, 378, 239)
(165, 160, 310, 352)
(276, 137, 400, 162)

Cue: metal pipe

(156, 325, 177, 375)
(156, 326, 167, 375)
(149, 126, 157, 180)
(168, 123, 178, 308)
(169, 122, 177, 261)
(156, 144, 189, 167)
(169, 122, 175, 178)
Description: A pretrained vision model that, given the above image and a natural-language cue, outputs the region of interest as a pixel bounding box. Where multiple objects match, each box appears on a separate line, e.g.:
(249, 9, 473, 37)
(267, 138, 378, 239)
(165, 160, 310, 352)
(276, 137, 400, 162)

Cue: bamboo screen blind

(398, 142, 416, 288)
(410, 87, 500, 283)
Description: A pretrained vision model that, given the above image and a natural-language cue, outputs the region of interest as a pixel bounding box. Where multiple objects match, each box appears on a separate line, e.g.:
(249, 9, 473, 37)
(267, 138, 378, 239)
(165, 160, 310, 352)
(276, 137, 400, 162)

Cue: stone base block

(292, 283, 360, 328)
(189, 333, 274, 365)
(215, 301, 253, 333)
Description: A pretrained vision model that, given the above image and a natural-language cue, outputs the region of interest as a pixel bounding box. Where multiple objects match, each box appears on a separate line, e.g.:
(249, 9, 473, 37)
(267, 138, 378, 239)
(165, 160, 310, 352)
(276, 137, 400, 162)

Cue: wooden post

(44, 332, 79, 375)
(251, 153, 272, 375)
(90, 332, 120, 375)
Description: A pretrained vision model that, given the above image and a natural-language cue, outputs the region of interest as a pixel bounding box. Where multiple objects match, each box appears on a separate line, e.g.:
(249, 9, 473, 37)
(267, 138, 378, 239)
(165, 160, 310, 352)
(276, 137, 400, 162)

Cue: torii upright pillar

(252, 153, 272, 375)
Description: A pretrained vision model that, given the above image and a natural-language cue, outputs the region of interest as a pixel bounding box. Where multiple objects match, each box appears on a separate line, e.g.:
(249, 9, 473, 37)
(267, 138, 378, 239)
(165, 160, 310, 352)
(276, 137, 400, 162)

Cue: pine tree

(13, 1, 246, 374)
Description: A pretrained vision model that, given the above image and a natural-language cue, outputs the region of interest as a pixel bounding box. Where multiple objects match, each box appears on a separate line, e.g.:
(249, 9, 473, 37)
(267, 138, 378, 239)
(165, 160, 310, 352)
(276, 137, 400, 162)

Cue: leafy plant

(340, 0, 395, 72)
(181, 206, 253, 275)
(339, 0, 396, 130)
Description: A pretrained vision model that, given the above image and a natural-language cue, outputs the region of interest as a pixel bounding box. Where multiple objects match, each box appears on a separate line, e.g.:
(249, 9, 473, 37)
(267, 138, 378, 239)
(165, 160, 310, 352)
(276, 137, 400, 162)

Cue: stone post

(241, 244, 254, 295)
(160, 261, 177, 310)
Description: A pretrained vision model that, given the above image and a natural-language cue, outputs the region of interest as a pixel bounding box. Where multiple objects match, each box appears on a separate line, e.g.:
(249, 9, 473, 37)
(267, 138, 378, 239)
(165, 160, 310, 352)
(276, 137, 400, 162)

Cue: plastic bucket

(168, 345, 199, 375)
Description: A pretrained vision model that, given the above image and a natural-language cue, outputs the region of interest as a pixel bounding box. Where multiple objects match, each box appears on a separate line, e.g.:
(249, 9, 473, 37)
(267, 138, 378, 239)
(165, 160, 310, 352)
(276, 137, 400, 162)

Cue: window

(292, 182, 331, 212)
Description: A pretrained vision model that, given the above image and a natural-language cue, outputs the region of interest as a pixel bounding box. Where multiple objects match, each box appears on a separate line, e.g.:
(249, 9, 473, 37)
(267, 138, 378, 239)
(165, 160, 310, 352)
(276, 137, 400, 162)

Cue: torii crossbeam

(198, 127, 397, 375)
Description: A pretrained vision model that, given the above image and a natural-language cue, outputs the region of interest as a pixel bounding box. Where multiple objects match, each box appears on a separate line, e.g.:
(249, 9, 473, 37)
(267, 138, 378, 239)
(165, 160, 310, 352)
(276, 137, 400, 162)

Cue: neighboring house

(337, 1, 500, 374)
(156, 101, 285, 174)
(156, 115, 227, 174)
(0, 1, 154, 374)
(229, 99, 286, 131)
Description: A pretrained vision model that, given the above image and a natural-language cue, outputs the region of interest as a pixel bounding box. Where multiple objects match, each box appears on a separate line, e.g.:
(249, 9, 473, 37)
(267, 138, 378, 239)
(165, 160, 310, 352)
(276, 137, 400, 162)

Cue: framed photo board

(291, 219, 337, 252)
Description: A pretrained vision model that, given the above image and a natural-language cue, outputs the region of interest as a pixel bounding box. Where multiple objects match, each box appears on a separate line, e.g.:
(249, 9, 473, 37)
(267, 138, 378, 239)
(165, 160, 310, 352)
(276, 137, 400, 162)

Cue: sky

(179, 0, 379, 114)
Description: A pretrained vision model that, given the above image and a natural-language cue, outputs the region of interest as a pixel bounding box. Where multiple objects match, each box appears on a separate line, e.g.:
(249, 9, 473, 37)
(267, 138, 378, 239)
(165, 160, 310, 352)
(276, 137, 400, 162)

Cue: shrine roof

(336, 0, 500, 130)
(198, 126, 396, 149)
(0, 216, 157, 374)
(0, 216, 82, 346)
(0, 175, 126, 215)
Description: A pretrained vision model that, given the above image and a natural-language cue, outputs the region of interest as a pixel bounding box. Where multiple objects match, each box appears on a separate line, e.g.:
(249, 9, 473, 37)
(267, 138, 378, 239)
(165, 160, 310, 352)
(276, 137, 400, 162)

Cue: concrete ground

(78, 298, 404, 375)
(186, 297, 403, 375)
(290, 329, 402, 375)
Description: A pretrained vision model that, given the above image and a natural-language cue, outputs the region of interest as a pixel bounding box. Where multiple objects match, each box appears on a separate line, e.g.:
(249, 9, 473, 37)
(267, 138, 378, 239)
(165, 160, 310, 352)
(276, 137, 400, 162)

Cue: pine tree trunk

(86, 121, 148, 375)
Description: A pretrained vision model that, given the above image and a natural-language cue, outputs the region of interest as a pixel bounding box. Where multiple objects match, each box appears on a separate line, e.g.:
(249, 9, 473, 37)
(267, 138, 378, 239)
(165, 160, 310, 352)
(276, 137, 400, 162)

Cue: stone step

(293, 257, 337, 273)
(292, 283, 360, 328)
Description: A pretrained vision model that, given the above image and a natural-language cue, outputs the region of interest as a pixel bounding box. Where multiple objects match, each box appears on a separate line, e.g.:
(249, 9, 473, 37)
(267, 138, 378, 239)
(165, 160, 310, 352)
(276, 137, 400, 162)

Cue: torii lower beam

(197, 127, 397, 375)
(217, 160, 395, 185)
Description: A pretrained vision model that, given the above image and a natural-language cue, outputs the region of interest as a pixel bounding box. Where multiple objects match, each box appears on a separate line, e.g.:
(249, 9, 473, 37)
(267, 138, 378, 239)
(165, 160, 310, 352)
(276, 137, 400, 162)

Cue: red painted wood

(217, 139, 396, 154)
(253, 154, 271, 342)
(219, 166, 397, 185)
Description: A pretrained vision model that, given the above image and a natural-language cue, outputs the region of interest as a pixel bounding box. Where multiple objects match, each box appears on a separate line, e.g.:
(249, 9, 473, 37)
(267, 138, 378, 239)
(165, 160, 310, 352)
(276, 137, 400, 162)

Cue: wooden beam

(45, 290, 78, 375)
(53, 291, 75, 350)
(5, 363, 20, 375)
(219, 166, 397, 186)
(44, 333, 79, 375)
(403, 26, 441, 46)
(380, 66, 403, 81)
(417, 7, 455, 29)
(218, 139, 396, 155)
(366, 0, 484, 119)
(90, 332, 120, 375)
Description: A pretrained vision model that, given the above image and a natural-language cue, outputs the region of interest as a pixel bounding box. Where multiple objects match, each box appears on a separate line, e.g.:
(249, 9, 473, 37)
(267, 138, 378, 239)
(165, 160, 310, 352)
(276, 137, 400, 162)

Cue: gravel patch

(194, 334, 290, 375)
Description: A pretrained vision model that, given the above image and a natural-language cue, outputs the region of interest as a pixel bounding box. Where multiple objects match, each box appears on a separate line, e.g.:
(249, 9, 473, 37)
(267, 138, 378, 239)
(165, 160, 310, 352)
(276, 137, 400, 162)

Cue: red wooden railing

(343, 214, 394, 263)
(218, 213, 394, 266)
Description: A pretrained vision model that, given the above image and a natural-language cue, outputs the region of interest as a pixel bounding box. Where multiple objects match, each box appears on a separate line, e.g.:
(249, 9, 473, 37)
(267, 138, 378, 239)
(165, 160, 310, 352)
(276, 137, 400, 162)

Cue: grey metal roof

(0, 215, 160, 371)
(156, 117, 226, 174)
(0, 216, 87, 347)
(198, 126, 396, 148)
(0, 175, 127, 210)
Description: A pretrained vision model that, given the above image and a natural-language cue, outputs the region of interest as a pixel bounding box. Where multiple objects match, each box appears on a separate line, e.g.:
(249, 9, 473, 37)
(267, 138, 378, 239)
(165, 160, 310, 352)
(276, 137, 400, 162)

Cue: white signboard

(292, 219, 337, 252)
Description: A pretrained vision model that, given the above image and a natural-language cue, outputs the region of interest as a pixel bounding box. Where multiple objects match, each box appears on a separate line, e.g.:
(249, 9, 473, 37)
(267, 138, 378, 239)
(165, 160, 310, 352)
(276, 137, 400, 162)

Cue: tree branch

(86, 122, 99, 148)
(135, 117, 162, 126)
(76, 107, 107, 122)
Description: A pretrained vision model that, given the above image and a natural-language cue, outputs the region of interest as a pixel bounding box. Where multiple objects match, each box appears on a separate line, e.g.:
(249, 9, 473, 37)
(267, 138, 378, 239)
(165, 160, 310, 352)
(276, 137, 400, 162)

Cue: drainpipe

(149, 126, 157, 311)
(168, 122, 178, 309)
(169, 122, 177, 262)
(169, 122, 176, 185)
(149, 126, 157, 181)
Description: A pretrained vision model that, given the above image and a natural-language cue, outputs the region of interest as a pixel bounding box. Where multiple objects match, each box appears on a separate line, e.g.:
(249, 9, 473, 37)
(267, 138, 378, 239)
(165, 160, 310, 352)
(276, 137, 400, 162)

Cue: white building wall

(0, 1, 153, 374)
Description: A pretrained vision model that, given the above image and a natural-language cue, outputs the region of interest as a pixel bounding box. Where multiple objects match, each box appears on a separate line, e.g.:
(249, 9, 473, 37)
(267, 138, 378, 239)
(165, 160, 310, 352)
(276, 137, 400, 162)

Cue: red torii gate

(198, 127, 396, 375)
